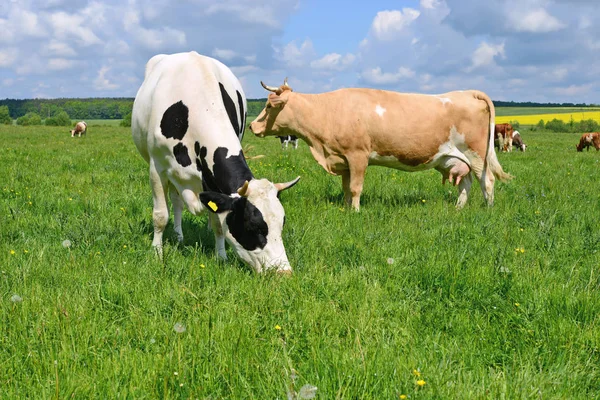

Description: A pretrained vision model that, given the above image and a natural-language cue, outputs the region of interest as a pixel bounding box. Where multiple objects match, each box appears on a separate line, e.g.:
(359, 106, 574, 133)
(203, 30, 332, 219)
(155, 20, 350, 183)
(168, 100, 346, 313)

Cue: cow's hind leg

(149, 161, 170, 258)
(169, 183, 184, 244)
(475, 166, 496, 206)
(341, 170, 352, 206)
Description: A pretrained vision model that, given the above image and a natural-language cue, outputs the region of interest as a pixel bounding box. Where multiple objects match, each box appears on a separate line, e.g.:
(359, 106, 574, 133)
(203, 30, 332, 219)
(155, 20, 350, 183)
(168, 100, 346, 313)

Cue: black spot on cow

(226, 197, 268, 250)
(199, 146, 253, 194)
(194, 141, 202, 173)
(219, 82, 239, 135)
(160, 101, 189, 140)
(173, 143, 192, 167)
(236, 90, 245, 138)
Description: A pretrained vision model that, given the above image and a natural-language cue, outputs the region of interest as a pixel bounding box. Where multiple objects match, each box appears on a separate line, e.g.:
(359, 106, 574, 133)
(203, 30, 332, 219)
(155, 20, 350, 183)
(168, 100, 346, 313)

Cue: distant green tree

(45, 110, 72, 126)
(16, 112, 42, 126)
(545, 118, 567, 133)
(536, 119, 545, 130)
(120, 111, 132, 127)
(0, 105, 12, 124)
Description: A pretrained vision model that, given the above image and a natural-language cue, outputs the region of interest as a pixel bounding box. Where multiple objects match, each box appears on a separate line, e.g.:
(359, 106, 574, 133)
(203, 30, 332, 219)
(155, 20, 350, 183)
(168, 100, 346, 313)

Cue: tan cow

(576, 132, 600, 151)
(70, 121, 87, 137)
(494, 123, 513, 152)
(250, 80, 512, 211)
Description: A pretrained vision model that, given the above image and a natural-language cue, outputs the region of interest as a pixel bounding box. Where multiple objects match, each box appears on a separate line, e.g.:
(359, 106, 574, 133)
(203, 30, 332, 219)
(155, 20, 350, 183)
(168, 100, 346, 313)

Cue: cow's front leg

(169, 183, 184, 244)
(209, 212, 227, 260)
(347, 158, 368, 212)
(149, 161, 169, 258)
(341, 170, 352, 206)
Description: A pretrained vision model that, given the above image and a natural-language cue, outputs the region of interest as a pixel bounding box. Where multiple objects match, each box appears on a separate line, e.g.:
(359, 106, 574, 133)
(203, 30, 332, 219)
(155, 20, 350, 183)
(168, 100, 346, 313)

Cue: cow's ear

(199, 192, 235, 214)
(268, 93, 287, 108)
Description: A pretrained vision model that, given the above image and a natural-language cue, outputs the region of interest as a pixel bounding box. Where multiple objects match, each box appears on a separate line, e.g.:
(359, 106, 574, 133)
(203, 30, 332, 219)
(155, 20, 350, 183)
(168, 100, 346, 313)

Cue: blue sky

(1, 0, 599, 103)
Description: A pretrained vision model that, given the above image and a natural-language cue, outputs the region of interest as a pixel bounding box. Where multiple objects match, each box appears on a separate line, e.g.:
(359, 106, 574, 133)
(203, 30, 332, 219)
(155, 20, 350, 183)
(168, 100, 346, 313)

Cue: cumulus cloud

(310, 53, 356, 71)
(467, 42, 505, 72)
(361, 66, 415, 85)
(510, 8, 566, 33)
(94, 66, 119, 90)
(371, 9, 421, 40)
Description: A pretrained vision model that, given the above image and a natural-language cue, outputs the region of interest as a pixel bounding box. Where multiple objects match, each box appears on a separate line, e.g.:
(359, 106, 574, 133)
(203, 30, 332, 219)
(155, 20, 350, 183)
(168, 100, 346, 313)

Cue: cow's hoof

(276, 269, 293, 276)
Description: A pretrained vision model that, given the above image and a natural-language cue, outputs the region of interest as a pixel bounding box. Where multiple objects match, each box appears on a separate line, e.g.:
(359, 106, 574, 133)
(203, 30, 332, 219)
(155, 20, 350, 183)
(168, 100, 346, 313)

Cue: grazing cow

(576, 132, 600, 152)
(131, 52, 300, 273)
(278, 135, 298, 150)
(494, 123, 514, 152)
(512, 130, 526, 152)
(70, 121, 87, 137)
(250, 79, 511, 211)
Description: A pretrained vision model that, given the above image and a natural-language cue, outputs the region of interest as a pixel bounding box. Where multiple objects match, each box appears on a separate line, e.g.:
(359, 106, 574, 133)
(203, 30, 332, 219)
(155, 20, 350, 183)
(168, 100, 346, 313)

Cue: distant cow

(494, 123, 514, 152)
(512, 130, 526, 152)
(576, 132, 600, 151)
(131, 52, 300, 273)
(278, 135, 298, 149)
(70, 121, 87, 137)
(250, 79, 511, 211)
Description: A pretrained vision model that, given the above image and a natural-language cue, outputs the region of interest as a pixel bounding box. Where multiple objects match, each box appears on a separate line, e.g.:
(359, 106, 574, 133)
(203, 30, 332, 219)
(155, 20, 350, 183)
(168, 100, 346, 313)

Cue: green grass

(1, 125, 599, 399)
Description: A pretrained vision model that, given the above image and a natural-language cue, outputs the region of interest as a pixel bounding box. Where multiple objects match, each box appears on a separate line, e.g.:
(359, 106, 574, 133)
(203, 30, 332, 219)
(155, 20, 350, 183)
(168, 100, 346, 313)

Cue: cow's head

(199, 177, 300, 273)
(249, 78, 294, 137)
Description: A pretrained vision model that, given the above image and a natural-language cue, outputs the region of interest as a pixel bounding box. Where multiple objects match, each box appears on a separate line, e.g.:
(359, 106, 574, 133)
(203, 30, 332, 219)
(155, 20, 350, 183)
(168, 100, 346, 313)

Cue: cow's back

(132, 52, 246, 166)
(305, 89, 491, 167)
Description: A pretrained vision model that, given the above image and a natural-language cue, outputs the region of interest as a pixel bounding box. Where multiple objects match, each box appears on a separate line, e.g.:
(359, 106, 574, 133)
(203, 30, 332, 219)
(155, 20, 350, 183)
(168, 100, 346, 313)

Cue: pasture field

(1, 125, 599, 399)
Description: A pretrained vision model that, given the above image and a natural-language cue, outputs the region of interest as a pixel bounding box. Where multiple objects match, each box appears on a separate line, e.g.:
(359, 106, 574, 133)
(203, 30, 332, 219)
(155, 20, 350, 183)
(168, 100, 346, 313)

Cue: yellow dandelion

(515, 303, 520, 307)
(23, 250, 28, 253)
(28, 202, 32, 205)
(200, 264, 205, 268)
(69, 198, 72, 201)
(274, 325, 282, 331)
(416, 379, 426, 387)
(412, 369, 421, 377)
(399, 395, 407, 399)
(519, 228, 524, 232)
(10, 250, 15, 255)
(520, 247, 525, 253)
(421, 199, 426, 203)
(123, 245, 127, 249)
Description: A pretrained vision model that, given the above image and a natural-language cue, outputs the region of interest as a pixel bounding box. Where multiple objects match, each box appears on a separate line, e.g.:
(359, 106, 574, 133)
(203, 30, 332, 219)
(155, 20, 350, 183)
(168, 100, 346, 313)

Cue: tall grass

(1, 125, 599, 398)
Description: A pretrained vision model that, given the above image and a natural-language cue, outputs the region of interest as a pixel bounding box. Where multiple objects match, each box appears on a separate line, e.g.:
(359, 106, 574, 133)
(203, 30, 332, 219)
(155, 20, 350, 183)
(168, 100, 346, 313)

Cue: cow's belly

(368, 153, 434, 171)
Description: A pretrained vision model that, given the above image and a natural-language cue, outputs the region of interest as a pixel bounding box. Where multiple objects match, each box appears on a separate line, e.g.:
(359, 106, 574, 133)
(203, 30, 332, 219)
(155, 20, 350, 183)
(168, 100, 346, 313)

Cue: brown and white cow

(250, 80, 512, 211)
(512, 130, 526, 152)
(494, 123, 513, 152)
(576, 132, 600, 152)
(70, 121, 87, 137)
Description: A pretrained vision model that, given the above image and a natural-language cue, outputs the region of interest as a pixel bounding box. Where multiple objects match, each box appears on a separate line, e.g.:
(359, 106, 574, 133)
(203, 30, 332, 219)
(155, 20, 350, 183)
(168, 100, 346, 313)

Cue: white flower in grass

(387, 257, 394, 265)
(149, 338, 156, 344)
(173, 322, 186, 333)
(62, 239, 71, 248)
(10, 294, 22, 303)
(298, 384, 318, 399)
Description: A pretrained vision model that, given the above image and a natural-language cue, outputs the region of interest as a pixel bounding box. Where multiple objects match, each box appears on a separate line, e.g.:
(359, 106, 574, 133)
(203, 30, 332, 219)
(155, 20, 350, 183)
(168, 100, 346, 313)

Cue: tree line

(1, 97, 596, 126)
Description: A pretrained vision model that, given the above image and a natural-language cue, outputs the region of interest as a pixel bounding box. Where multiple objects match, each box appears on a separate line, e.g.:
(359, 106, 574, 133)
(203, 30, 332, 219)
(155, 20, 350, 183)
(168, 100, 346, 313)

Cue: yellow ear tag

(207, 201, 218, 212)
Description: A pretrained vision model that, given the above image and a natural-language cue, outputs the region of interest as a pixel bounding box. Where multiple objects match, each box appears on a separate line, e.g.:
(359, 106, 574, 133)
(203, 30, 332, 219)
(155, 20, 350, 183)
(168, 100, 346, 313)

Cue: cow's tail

(474, 91, 513, 182)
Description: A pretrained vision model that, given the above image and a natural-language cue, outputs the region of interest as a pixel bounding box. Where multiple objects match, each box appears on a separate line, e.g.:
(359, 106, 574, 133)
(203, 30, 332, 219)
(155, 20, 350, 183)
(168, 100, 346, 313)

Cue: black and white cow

(131, 52, 300, 273)
(278, 135, 298, 150)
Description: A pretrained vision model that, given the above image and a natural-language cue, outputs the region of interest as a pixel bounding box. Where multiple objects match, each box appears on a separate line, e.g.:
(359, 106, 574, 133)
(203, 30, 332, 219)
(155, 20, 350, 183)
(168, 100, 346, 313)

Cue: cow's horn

(261, 81, 279, 93)
(283, 77, 290, 88)
(275, 176, 301, 192)
(237, 180, 250, 197)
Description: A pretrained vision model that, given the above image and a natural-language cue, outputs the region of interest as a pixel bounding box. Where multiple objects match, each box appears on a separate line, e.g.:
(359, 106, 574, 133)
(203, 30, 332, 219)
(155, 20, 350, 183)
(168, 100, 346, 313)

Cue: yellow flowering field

(496, 110, 600, 125)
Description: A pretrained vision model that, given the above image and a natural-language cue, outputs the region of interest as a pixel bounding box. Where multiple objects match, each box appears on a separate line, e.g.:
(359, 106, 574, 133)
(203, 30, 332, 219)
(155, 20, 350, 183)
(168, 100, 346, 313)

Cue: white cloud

(123, 9, 186, 50)
(277, 39, 316, 68)
(48, 58, 77, 71)
(0, 48, 18, 67)
(310, 53, 356, 71)
(212, 48, 237, 61)
(49, 11, 102, 46)
(371, 9, 420, 41)
(361, 66, 415, 85)
(94, 66, 119, 90)
(44, 40, 77, 57)
(420, 0, 443, 9)
(467, 42, 505, 72)
(554, 84, 593, 97)
(511, 8, 566, 33)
